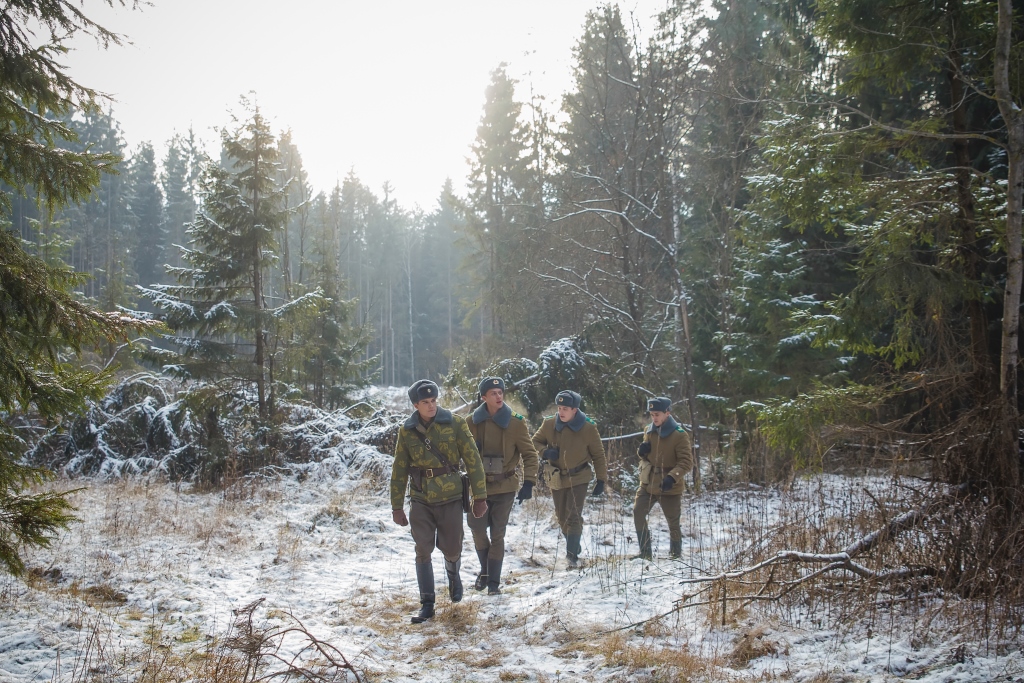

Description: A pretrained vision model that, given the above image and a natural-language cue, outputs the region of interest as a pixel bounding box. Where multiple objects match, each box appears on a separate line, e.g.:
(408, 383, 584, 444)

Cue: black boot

(486, 558, 503, 595)
(411, 562, 435, 624)
(669, 538, 682, 559)
(444, 558, 463, 603)
(474, 549, 489, 591)
(633, 529, 653, 560)
(566, 533, 582, 568)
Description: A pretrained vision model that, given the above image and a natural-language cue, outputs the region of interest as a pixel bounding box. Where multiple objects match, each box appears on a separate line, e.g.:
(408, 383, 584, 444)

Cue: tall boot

(486, 557, 503, 595)
(444, 558, 463, 603)
(669, 538, 682, 559)
(473, 548, 489, 591)
(633, 529, 652, 560)
(411, 562, 435, 624)
(566, 533, 582, 569)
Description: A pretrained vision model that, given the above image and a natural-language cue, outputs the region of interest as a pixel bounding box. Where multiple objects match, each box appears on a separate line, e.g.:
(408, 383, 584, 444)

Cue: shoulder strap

(410, 426, 459, 470)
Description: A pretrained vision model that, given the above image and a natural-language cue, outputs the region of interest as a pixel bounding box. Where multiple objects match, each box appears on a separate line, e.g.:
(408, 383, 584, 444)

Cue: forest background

(4, 0, 1024, 631)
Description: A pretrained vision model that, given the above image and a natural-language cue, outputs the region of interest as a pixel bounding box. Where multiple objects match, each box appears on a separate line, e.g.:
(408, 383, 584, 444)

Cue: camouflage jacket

(532, 410, 607, 490)
(390, 408, 487, 509)
(638, 416, 693, 496)
(468, 403, 539, 495)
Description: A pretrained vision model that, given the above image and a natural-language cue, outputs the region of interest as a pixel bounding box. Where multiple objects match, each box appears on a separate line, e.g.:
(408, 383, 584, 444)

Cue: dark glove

(516, 480, 534, 503)
(661, 475, 676, 492)
(591, 480, 605, 497)
(542, 446, 559, 463)
(392, 509, 409, 526)
(638, 441, 651, 457)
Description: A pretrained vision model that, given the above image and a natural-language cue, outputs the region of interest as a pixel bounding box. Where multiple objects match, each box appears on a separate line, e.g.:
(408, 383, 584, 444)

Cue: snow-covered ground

(1, 467, 1021, 682)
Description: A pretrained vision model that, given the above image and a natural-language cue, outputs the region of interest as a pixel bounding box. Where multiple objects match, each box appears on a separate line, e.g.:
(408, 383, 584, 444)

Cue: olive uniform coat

(468, 403, 540, 495)
(532, 410, 608, 490)
(638, 416, 693, 496)
(390, 408, 488, 509)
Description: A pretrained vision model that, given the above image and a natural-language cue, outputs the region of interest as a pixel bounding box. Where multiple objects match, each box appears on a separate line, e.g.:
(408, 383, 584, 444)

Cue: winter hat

(478, 376, 506, 396)
(408, 379, 439, 404)
(555, 390, 582, 410)
(647, 396, 671, 413)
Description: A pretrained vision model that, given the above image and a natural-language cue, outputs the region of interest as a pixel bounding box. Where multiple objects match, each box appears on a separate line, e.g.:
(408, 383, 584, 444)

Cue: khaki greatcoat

(467, 403, 540, 496)
(531, 411, 608, 490)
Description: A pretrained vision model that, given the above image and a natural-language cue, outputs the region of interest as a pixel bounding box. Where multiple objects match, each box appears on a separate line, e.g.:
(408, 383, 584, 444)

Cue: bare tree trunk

(252, 162, 267, 420)
(406, 233, 415, 380)
(995, 0, 1023, 492)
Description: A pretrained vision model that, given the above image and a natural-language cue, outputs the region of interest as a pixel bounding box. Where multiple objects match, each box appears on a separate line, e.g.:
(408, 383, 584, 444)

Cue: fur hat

(478, 376, 506, 396)
(555, 390, 582, 410)
(408, 379, 439, 404)
(647, 396, 671, 413)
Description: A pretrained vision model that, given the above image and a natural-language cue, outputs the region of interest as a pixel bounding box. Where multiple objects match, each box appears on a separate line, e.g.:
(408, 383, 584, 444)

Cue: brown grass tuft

(433, 600, 480, 632)
(728, 626, 780, 668)
(81, 583, 128, 605)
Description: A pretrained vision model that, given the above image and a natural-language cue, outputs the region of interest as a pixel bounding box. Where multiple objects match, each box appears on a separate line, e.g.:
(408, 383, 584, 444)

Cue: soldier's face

(556, 405, 577, 423)
(483, 388, 504, 412)
(415, 397, 438, 421)
(649, 410, 669, 427)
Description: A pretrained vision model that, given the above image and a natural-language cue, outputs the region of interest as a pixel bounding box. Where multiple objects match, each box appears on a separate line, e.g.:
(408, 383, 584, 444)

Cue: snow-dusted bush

(25, 373, 401, 486)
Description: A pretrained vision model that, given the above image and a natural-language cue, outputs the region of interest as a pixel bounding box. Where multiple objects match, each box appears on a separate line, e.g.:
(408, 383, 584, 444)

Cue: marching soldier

(633, 396, 694, 560)
(391, 379, 488, 624)
(466, 376, 540, 594)
(532, 390, 607, 568)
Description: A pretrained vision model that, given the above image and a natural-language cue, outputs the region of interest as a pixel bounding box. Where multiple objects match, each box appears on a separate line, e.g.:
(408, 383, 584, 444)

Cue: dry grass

(272, 521, 305, 566)
(583, 632, 718, 681)
(728, 626, 781, 668)
(80, 583, 128, 606)
(433, 600, 481, 632)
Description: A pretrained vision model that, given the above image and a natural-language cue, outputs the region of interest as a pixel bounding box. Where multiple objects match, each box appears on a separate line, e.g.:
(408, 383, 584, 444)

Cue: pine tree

(161, 131, 201, 272)
(0, 0, 142, 575)
(140, 100, 322, 420)
(129, 142, 165, 290)
(464, 64, 540, 353)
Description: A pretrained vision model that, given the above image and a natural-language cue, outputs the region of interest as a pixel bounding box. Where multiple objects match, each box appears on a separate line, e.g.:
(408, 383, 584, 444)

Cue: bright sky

(65, 0, 665, 210)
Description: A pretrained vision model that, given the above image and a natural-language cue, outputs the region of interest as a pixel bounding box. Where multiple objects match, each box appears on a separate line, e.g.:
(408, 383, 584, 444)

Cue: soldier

(391, 379, 488, 624)
(633, 396, 694, 560)
(532, 390, 607, 568)
(467, 376, 540, 595)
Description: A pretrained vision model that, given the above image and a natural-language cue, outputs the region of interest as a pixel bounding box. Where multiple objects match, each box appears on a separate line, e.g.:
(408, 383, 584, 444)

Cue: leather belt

(411, 464, 455, 478)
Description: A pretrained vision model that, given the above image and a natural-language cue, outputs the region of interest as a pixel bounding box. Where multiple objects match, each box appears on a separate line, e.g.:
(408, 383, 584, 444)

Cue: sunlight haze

(66, 0, 664, 208)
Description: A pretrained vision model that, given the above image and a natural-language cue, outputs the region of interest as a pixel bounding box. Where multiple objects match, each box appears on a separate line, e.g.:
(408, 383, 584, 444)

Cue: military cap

(408, 379, 439, 404)
(555, 390, 582, 409)
(478, 376, 506, 396)
(647, 396, 671, 413)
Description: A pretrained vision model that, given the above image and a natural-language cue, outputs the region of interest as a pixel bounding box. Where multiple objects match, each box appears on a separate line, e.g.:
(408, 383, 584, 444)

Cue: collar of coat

(646, 415, 679, 439)
(404, 407, 454, 430)
(555, 409, 588, 433)
(472, 402, 512, 428)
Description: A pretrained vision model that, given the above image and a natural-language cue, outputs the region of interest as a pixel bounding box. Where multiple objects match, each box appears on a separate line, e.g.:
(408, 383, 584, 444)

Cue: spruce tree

(129, 142, 165, 290)
(161, 131, 202, 271)
(0, 0, 142, 575)
(140, 100, 323, 420)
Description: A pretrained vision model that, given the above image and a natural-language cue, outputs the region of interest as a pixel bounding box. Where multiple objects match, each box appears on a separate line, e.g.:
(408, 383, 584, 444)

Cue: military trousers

(633, 489, 683, 543)
(410, 498, 464, 564)
(551, 482, 590, 538)
(467, 491, 515, 560)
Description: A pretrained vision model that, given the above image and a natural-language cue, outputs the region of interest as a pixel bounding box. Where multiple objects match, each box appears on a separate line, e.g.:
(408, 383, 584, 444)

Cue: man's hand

(542, 446, 559, 462)
(591, 480, 605, 497)
(638, 441, 652, 457)
(516, 480, 534, 503)
(392, 508, 409, 526)
(661, 475, 676, 492)
(472, 499, 489, 518)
